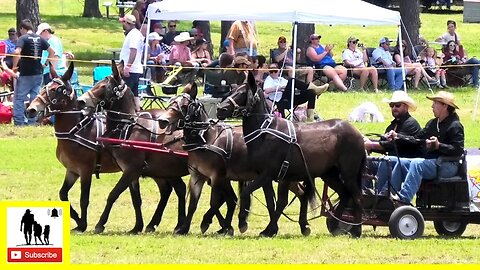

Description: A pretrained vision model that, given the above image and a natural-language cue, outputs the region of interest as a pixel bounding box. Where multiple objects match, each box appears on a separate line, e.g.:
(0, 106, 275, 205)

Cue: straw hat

(427, 91, 459, 109)
(174, 32, 194, 43)
(382, 90, 417, 111)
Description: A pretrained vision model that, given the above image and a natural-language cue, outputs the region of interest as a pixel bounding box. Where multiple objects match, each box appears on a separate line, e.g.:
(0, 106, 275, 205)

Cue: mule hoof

(71, 226, 87, 233)
(145, 226, 156, 233)
(94, 226, 105, 234)
(238, 221, 248, 234)
(350, 225, 362, 238)
(217, 226, 234, 236)
(301, 225, 311, 237)
(200, 222, 210, 234)
(259, 228, 277, 238)
(129, 227, 143, 234)
(174, 225, 189, 235)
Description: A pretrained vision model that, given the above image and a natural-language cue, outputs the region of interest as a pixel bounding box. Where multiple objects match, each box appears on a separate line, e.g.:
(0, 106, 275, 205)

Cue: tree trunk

(83, 0, 102, 18)
(294, 23, 315, 63)
(399, 0, 420, 50)
(194, 21, 213, 57)
(16, 0, 40, 32)
(220, 21, 233, 55)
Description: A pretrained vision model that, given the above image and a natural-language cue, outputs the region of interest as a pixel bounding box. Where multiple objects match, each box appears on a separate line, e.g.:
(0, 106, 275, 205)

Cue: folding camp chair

(139, 67, 179, 110)
(79, 65, 113, 94)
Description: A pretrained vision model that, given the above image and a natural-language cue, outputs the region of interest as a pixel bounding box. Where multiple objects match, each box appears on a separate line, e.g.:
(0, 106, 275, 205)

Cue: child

(422, 47, 448, 88)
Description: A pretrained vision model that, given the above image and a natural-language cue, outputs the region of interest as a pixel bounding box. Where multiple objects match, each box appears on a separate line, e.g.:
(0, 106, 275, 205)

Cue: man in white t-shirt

(119, 14, 144, 111)
(435, 20, 461, 45)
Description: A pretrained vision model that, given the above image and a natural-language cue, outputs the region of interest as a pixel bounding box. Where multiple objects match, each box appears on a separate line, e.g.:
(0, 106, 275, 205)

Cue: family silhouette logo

(1, 202, 70, 265)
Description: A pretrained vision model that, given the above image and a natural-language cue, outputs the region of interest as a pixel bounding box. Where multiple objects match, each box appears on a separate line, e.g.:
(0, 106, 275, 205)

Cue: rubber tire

(389, 205, 424, 240)
(433, 221, 467, 237)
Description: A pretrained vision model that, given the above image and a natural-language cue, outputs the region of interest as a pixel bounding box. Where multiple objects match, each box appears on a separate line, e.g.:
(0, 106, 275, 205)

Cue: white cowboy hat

(427, 91, 459, 109)
(382, 90, 417, 111)
(174, 32, 194, 43)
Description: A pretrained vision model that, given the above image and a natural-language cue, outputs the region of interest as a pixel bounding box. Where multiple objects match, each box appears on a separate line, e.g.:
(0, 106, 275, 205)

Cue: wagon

(321, 150, 480, 239)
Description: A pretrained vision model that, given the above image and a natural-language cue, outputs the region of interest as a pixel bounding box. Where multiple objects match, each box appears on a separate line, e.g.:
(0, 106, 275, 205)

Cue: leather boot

(306, 109, 315, 122)
(308, 82, 329, 96)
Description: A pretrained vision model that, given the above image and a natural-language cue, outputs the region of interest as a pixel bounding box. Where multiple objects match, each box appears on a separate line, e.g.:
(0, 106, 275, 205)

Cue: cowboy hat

(174, 32, 194, 43)
(382, 90, 417, 111)
(427, 91, 459, 109)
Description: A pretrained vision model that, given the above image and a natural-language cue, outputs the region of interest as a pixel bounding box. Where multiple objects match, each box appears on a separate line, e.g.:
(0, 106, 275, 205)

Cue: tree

(220, 21, 233, 55)
(399, 0, 420, 50)
(294, 23, 315, 63)
(83, 0, 102, 18)
(16, 0, 40, 32)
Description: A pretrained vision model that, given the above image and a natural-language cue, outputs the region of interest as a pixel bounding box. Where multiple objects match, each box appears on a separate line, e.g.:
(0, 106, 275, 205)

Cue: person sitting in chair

(372, 37, 404, 91)
(378, 91, 464, 204)
(342, 36, 378, 92)
(443, 40, 480, 88)
(272, 36, 315, 84)
(263, 63, 328, 122)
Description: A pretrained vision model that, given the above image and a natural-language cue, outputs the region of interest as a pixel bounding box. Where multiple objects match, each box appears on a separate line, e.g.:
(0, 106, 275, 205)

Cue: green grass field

(2, 1, 480, 264)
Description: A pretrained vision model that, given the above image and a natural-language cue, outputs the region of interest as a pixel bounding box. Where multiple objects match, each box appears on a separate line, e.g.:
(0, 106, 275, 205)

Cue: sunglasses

(279, 41, 286, 44)
(269, 69, 279, 73)
(311, 37, 319, 40)
(350, 41, 357, 44)
(389, 103, 403, 108)
(168, 25, 176, 27)
(449, 44, 456, 47)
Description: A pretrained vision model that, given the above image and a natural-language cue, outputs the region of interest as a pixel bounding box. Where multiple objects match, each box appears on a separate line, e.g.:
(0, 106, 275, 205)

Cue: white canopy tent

(146, 0, 403, 117)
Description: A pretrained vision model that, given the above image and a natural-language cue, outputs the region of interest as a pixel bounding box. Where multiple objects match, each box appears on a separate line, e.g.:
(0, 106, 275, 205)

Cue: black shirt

(16, 33, 50, 76)
(399, 112, 464, 159)
(378, 112, 422, 158)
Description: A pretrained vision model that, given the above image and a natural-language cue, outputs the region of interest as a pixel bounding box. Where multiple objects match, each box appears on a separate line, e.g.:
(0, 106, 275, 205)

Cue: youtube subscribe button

(7, 248, 62, 263)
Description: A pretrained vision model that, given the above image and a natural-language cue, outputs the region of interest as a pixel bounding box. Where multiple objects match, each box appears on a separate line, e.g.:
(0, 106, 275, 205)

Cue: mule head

(26, 62, 75, 118)
(158, 82, 204, 130)
(216, 71, 258, 120)
(78, 60, 127, 110)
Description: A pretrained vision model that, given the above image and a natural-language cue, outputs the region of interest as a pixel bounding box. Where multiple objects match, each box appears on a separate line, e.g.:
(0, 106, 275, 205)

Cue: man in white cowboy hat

(119, 14, 144, 111)
(365, 91, 421, 158)
(169, 32, 194, 64)
(381, 91, 464, 204)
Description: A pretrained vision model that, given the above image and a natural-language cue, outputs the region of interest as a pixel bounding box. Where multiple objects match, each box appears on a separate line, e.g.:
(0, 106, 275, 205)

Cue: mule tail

(302, 178, 318, 212)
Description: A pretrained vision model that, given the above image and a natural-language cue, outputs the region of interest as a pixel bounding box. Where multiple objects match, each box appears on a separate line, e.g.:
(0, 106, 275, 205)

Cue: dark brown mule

(159, 86, 312, 236)
(26, 63, 120, 232)
(217, 72, 367, 237)
(78, 61, 196, 234)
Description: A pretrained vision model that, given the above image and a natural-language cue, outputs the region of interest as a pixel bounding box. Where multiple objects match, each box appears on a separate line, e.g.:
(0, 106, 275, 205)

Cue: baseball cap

(8, 28, 16, 34)
(278, 36, 287, 43)
(309, 34, 321, 40)
(195, 38, 209, 47)
(36, 23, 52, 35)
(147, 32, 163, 41)
(379, 37, 391, 44)
(348, 36, 359, 43)
(119, 14, 136, 25)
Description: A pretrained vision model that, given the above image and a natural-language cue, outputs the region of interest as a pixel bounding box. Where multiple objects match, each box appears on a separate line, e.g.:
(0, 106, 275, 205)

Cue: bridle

(221, 84, 261, 118)
(36, 78, 75, 115)
(96, 76, 127, 111)
(165, 93, 207, 130)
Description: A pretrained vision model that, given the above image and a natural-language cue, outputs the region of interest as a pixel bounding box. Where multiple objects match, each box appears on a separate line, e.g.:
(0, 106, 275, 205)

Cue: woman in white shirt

(342, 36, 378, 92)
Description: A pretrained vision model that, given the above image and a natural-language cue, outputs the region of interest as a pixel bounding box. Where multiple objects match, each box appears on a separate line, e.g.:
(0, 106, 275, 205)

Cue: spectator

(3, 28, 17, 68)
(263, 63, 328, 122)
(272, 36, 315, 84)
(371, 37, 403, 91)
(131, 0, 145, 30)
(191, 38, 212, 67)
(37, 23, 65, 85)
(420, 47, 447, 88)
(251, 55, 268, 86)
(223, 55, 250, 86)
(342, 36, 378, 92)
(436, 20, 461, 45)
(152, 22, 165, 37)
(119, 14, 144, 111)
(306, 34, 348, 91)
(169, 32, 194, 64)
(443, 40, 480, 88)
(163, 20, 178, 45)
(12, 19, 54, 126)
(227, 21, 258, 56)
(382, 91, 464, 204)
(145, 32, 166, 83)
(0, 58, 16, 95)
(393, 40, 436, 89)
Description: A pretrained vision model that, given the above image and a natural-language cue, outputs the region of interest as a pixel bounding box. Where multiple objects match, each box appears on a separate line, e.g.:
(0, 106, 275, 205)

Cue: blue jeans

(376, 156, 402, 192)
(465, 57, 480, 86)
(124, 72, 142, 97)
(386, 68, 404, 90)
(14, 74, 43, 126)
(391, 158, 459, 202)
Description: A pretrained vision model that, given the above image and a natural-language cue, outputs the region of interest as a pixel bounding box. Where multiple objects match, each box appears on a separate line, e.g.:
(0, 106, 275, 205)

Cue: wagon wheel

(388, 206, 424, 240)
(325, 202, 362, 237)
(433, 221, 467, 237)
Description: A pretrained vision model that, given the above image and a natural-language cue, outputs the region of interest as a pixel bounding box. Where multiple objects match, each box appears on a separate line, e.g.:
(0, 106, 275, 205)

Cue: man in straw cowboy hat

(380, 91, 464, 204)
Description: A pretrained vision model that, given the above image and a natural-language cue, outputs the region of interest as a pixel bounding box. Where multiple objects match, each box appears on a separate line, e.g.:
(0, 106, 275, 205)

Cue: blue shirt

(310, 45, 336, 66)
(41, 35, 64, 74)
(372, 47, 394, 66)
(4, 39, 16, 54)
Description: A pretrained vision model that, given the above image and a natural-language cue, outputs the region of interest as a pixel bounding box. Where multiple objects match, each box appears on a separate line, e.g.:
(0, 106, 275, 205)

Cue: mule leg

(128, 180, 144, 234)
(260, 180, 289, 237)
(145, 178, 173, 233)
(216, 182, 237, 236)
(175, 171, 206, 235)
(237, 181, 251, 234)
(94, 170, 138, 234)
(200, 179, 226, 234)
(78, 173, 93, 233)
(340, 166, 364, 238)
(171, 177, 187, 232)
(239, 172, 271, 234)
(59, 171, 82, 231)
(290, 182, 311, 236)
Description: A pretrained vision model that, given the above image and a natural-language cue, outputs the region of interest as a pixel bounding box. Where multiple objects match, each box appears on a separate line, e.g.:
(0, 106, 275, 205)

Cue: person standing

(119, 14, 144, 111)
(20, 209, 34, 245)
(227, 20, 258, 56)
(37, 23, 65, 85)
(12, 19, 54, 126)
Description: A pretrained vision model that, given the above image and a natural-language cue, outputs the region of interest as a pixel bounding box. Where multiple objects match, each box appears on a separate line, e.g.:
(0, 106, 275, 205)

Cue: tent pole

(474, 84, 480, 119)
(289, 22, 298, 120)
(143, 16, 151, 72)
(398, 21, 406, 92)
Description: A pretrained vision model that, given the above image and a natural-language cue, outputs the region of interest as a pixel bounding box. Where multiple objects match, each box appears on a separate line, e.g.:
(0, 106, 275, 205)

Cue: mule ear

(247, 70, 256, 91)
(61, 62, 74, 82)
(190, 82, 198, 100)
(49, 62, 59, 79)
(113, 60, 122, 81)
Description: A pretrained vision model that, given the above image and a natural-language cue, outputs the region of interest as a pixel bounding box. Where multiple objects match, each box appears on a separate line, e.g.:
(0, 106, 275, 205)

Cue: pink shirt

(169, 44, 192, 63)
